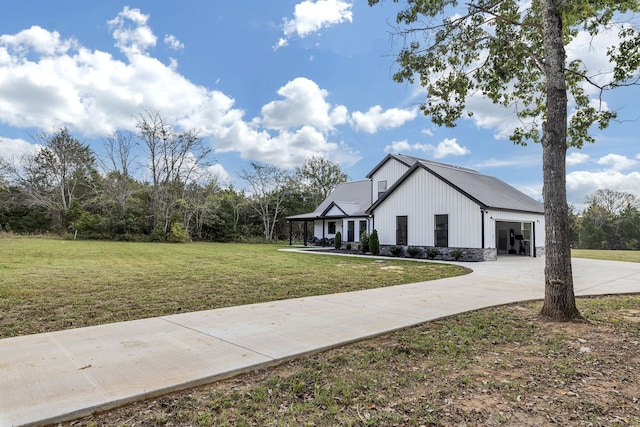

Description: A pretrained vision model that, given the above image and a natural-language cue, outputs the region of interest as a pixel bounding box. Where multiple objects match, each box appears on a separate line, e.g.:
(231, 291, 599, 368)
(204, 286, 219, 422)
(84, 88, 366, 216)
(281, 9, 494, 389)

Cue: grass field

(571, 248, 640, 263)
(3, 236, 639, 426)
(0, 237, 468, 338)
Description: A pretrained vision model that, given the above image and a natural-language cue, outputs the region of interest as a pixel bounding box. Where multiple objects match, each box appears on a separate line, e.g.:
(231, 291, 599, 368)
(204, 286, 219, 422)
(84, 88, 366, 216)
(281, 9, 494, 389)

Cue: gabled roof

(367, 155, 544, 214)
(286, 180, 371, 220)
(321, 201, 364, 217)
(366, 153, 417, 179)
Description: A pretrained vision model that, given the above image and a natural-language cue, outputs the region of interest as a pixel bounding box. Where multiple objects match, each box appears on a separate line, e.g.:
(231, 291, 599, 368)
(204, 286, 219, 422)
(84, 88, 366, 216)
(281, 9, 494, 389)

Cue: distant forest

(1, 116, 639, 249)
(0, 112, 347, 243)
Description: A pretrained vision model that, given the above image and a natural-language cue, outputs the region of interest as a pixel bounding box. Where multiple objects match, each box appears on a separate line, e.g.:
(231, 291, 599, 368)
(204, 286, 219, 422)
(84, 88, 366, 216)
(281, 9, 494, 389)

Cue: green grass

(572, 249, 640, 263)
(0, 237, 468, 338)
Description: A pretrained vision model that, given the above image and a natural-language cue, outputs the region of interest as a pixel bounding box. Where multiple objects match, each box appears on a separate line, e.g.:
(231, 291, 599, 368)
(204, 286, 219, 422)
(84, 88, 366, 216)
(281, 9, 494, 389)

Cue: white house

(288, 154, 545, 261)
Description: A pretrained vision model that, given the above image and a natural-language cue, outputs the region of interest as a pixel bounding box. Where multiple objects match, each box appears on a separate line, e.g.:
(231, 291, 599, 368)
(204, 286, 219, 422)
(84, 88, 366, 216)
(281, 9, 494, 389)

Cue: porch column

(304, 221, 308, 246)
(322, 219, 326, 246)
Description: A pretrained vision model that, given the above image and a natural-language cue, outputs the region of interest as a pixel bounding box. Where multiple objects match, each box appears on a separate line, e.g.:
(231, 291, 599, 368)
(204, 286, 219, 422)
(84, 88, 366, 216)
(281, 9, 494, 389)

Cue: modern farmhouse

(287, 154, 545, 261)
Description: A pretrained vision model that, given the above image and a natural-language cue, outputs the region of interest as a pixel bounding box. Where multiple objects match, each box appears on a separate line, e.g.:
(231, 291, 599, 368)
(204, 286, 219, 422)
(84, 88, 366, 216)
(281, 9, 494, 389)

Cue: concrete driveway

(1, 254, 638, 426)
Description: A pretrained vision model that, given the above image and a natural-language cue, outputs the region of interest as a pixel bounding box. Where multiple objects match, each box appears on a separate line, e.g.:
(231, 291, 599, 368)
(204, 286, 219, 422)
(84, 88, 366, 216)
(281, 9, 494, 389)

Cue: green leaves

(371, 0, 639, 147)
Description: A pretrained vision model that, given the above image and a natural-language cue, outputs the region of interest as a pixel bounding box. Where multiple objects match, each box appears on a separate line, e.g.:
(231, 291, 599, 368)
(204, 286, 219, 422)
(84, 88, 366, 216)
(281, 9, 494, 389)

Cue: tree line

(570, 189, 640, 250)
(0, 110, 348, 242)
(1, 113, 637, 248)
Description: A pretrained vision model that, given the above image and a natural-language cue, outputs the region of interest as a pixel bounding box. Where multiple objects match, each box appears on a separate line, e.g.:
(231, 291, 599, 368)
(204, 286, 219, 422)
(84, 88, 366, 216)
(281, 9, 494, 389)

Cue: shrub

(346, 243, 352, 250)
(426, 248, 440, 260)
(334, 231, 342, 249)
(389, 245, 404, 257)
(407, 246, 422, 258)
(359, 231, 370, 253)
(450, 249, 464, 261)
(369, 229, 380, 255)
(167, 222, 190, 243)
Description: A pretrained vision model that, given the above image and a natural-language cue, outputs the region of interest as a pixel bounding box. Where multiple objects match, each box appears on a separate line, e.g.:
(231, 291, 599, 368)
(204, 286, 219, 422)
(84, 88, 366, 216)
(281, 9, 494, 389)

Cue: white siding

(312, 219, 343, 238)
(370, 159, 411, 202)
(325, 205, 344, 216)
(372, 168, 482, 247)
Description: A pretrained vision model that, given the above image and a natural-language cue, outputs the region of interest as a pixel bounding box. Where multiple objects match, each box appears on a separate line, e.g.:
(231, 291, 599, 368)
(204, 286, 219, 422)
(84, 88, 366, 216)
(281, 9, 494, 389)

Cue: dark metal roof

(289, 154, 544, 220)
(286, 180, 371, 220)
(365, 153, 416, 179)
(367, 154, 544, 214)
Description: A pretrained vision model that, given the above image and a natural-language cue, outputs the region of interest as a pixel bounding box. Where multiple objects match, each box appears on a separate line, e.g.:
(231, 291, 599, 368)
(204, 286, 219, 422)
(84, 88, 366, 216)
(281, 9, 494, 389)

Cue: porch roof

(287, 180, 372, 221)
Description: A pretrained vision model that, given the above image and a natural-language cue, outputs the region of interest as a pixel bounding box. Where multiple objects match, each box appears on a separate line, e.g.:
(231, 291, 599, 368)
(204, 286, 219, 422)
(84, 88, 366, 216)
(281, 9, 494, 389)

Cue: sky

(0, 1, 639, 211)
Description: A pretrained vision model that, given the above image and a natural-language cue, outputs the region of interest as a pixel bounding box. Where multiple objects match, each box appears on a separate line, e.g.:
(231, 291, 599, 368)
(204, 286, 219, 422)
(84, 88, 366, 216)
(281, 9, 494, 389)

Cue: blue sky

(1, 1, 639, 210)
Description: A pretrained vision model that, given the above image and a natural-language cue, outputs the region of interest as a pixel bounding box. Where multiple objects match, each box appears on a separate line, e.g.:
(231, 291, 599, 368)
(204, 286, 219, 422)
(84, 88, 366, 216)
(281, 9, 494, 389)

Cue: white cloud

(565, 25, 624, 94)
(0, 137, 38, 162)
(567, 169, 640, 210)
(351, 105, 418, 133)
(163, 34, 184, 51)
(107, 6, 157, 57)
(596, 153, 637, 172)
(273, 38, 288, 51)
(275, 0, 353, 49)
(433, 138, 470, 158)
(261, 77, 348, 132)
(464, 94, 526, 140)
(213, 118, 359, 169)
(384, 137, 469, 159)
(0, 8, 365, 172)
(473, 155, 541, 169)
(566, 152, 590, 166)
(0, 9, 243, 137)
(208, 163, 231, 184)
(0, 25, 77, 56)
(384, 139, 429, 153)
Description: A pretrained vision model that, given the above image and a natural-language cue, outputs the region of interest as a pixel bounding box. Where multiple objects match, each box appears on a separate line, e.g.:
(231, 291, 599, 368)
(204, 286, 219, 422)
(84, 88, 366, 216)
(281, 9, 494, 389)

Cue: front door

(347, 221, 355, 241)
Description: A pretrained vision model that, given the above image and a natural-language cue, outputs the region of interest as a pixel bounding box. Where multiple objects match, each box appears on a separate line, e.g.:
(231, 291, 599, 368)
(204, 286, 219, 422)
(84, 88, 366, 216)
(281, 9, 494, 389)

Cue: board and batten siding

(372, 168, 482, 247)
(313, 220, 342, 238)
(370, 159, 411, 202)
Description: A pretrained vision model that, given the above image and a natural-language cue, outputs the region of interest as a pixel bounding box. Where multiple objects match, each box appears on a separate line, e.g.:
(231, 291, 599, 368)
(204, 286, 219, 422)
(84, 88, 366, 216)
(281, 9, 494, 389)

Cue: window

(434, 214, 448, 247)
(378, 180, 387, 198)
(359, 220, 367, 238)
(347, 221, 355, 241)
(522, 222, 532, 240)
(396, 216, 407, 246)
(328, 221, 336, 234)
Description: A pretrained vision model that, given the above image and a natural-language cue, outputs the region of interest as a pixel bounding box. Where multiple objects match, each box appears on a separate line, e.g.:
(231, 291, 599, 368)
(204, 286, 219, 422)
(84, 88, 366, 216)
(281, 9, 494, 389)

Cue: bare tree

(101, 130, 139, 222)
(585, 189, 640, 215)
(239, 162, 291, 241)
(136, 109, 212, 239)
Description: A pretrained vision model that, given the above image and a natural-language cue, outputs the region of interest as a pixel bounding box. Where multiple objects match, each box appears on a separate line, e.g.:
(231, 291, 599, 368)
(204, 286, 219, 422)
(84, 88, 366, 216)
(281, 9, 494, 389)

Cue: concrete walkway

(1, 254, 638, 427)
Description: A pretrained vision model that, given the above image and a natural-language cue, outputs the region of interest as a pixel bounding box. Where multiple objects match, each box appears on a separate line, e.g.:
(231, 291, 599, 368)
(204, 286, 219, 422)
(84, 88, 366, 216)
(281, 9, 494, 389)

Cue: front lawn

(0, 237, 468, 338)
(572, 249, 640, 263)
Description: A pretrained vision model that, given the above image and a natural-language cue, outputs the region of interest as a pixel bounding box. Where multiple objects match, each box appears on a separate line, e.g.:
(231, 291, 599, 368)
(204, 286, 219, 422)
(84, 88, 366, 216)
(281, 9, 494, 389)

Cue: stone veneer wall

(379, 246, 541, 262)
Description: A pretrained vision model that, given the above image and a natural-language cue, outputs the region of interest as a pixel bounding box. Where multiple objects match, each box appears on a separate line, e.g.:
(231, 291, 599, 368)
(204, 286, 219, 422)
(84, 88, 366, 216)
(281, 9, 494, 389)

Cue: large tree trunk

(539, 0, 581, 321)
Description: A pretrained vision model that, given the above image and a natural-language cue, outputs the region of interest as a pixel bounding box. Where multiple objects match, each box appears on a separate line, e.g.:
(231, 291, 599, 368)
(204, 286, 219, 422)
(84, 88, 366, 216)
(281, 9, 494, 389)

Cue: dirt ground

(62, 301, 640, 426)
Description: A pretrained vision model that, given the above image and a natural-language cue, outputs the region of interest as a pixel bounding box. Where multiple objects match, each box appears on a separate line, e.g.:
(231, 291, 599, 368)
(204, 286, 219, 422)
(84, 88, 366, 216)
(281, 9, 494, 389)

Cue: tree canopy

(369, 0, 640, 321)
